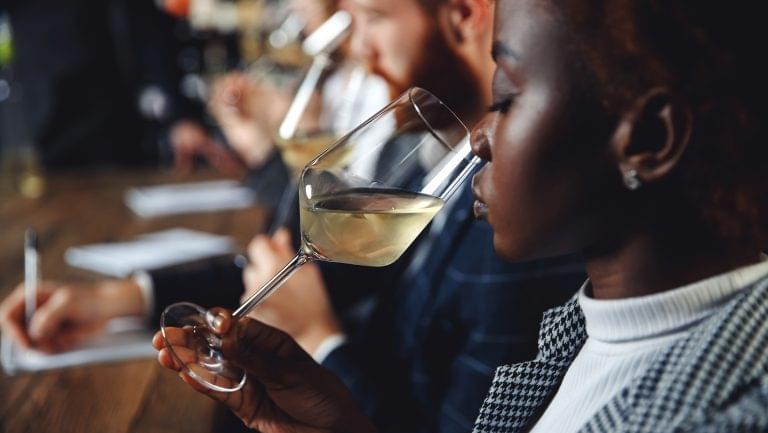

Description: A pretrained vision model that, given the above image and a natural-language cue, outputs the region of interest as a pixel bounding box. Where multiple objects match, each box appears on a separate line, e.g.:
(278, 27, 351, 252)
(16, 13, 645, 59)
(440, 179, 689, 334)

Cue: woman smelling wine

(154, 0, 768, 432)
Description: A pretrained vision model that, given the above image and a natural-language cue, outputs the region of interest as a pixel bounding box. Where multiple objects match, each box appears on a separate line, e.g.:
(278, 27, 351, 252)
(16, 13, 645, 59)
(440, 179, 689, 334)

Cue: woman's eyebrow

(491, 41, 521, 62)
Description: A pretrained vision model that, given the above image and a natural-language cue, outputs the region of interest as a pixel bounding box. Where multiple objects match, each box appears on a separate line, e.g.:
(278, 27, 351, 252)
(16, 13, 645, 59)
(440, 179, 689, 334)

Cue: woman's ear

(610, 87, 693, 188)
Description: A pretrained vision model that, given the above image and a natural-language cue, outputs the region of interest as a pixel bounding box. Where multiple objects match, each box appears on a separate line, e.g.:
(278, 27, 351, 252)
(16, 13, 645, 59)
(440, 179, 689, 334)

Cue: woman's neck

(583, 215, 760, 300)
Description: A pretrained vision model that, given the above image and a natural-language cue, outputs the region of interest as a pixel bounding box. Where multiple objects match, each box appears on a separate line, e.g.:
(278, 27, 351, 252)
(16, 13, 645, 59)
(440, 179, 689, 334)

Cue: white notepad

(1, 317, 156, 375)
(125, 180, 256, 218)
(64, 228, 234, 277)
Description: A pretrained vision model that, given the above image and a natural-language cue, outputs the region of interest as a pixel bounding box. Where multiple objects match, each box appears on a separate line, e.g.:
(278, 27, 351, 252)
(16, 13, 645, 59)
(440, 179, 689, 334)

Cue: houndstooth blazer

(473, 274, 768, 433)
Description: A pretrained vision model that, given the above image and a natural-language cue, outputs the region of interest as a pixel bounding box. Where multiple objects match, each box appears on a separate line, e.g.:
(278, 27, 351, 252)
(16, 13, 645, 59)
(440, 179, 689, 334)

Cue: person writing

(155, 0, 768, 432)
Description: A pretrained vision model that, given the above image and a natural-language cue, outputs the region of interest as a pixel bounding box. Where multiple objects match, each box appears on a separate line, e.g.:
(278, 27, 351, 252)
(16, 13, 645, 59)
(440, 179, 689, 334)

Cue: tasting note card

(1, 317, 156, 374)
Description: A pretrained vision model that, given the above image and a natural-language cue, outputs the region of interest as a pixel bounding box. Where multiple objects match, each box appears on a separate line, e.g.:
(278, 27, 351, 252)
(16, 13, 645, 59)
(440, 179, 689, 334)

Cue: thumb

(221, 317, 313, 388)
(28, 290, 79, 341)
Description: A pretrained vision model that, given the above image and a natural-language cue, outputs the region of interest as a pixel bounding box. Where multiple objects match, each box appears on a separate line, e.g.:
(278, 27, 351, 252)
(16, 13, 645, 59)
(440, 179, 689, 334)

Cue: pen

(24, 229, 39, 326)
(233, 189, 296, 269)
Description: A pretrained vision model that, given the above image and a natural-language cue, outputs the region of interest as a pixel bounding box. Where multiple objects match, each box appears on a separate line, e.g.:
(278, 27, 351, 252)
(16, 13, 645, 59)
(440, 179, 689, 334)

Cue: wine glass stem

(232, 251, 312, 319)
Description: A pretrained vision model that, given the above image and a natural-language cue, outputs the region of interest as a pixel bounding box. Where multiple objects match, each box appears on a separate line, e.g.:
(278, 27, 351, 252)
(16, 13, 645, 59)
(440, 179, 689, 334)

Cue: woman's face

(471, 0, 621, 261)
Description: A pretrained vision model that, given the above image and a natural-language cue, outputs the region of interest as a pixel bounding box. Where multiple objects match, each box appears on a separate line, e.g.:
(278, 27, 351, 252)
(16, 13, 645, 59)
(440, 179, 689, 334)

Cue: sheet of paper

(1, 317, 156, 375)
(125, 180, 256, 217)
(64, 228, 234, 277)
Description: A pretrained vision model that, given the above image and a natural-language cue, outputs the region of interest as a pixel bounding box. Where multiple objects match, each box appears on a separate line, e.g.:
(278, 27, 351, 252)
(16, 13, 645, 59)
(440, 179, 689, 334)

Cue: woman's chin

(492, 234, 529, 263)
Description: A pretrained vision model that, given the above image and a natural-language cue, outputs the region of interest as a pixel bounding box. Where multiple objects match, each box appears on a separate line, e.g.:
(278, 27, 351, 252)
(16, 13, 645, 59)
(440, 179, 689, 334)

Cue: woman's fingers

(158, 343, 198, 370)
(154, 326, 196, 371)
(157, 348, 179, 370)
(154, 326, 190, 348)
(221, 318, 314, 389)
(152, 330, 165, 350)
(176, 370, 256, 418)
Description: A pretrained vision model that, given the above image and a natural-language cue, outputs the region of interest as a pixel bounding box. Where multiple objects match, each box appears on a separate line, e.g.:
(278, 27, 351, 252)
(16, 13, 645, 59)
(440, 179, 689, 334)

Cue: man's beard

(373, 26, 484, 127)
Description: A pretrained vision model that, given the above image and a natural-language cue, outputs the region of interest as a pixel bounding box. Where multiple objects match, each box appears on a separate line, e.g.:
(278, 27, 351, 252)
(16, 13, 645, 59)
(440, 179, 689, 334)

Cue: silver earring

(623, 169, 642, 190)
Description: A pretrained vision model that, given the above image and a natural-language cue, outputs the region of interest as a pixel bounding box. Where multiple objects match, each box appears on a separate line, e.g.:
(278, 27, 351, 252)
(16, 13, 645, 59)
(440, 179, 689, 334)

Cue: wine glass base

(160, 302, 247, 393)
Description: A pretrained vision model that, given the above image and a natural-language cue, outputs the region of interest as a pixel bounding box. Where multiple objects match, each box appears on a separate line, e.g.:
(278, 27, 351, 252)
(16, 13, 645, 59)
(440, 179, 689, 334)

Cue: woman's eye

(487, 97, 514, 114)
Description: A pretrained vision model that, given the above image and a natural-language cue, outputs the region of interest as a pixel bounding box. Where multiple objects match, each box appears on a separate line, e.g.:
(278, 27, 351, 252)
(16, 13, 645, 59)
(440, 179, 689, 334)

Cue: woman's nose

(470, 114, 496, 162)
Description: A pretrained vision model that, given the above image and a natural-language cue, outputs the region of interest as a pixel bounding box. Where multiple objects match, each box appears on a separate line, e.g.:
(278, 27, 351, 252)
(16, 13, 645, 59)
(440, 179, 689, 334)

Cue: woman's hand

(0, 279, 145, 352)
(243, 229, 342, 355)
(153, 312, 376, 433)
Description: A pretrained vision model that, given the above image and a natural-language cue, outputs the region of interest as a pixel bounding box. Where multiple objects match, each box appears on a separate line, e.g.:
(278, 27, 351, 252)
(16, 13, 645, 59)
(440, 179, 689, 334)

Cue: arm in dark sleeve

(433, 257, 584, 433)
(322, 221, 584, 433)
(321, 339, 427, 433)
(146, 256, 245, 326)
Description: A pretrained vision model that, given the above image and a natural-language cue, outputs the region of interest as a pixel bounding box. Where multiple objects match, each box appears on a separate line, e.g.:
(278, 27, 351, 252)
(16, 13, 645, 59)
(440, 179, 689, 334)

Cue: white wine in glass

(300, 187, 445, 267)
(274, 131, 341, 172)
(274, 59, 374, 174)
(161, 87, 479, 392)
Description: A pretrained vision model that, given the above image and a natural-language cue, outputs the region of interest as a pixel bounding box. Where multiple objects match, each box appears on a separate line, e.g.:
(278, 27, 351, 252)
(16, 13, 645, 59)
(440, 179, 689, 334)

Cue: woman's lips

(471, 172, 488, 219)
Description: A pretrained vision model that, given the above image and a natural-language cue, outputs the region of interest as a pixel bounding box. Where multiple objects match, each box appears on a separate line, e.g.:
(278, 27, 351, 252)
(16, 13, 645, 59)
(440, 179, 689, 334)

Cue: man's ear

(610, 87, 693, 186)
(438, 0, 491, 47)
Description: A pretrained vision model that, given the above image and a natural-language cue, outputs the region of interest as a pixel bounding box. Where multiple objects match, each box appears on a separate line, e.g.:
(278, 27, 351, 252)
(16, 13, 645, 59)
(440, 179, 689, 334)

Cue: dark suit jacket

(321, 184, 584, 433)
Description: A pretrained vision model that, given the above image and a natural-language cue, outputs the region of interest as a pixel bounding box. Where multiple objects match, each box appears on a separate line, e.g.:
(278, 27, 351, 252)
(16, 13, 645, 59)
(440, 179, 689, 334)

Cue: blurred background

(0, 1, 366, 431)
(0, 0, 327, 182)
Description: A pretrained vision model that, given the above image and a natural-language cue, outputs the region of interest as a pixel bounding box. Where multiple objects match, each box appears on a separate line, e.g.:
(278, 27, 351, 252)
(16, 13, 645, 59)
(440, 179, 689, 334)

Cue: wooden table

(0, 168, 269, 433)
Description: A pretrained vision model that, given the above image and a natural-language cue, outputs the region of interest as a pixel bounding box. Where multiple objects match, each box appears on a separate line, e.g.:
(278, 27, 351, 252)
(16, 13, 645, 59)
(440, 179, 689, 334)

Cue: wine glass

(273, 59, 367, 175)
(264, 59, 387, 232)
(161, 87, 479, 392)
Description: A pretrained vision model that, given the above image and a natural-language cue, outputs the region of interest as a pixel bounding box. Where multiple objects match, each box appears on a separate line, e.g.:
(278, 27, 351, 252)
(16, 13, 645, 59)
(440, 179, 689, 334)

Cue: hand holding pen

(0, 230, 147, 352)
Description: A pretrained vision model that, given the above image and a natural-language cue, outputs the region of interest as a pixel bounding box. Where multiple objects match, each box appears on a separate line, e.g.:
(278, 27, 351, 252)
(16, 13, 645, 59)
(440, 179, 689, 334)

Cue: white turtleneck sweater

(529, 258, 768, 433)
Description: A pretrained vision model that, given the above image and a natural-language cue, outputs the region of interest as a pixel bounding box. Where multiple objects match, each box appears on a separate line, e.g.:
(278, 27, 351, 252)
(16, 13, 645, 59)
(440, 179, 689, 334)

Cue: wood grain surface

(0, 168, 266, 433)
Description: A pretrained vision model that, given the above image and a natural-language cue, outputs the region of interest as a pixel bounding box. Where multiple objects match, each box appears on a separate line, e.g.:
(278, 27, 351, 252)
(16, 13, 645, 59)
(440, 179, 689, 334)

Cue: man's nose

(348, 25, 375, 64)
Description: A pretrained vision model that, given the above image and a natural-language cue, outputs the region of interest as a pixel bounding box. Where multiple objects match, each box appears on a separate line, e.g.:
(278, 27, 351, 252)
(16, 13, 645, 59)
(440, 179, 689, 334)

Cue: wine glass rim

(299, 86, 471, 176)
(407, 87, 470, 148)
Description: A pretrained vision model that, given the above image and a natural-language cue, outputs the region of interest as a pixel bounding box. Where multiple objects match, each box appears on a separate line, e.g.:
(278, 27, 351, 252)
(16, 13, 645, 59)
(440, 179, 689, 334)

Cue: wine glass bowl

(297, 87, 474, 267)
(298, 186, 445, 267)
(274, 60, 369, 175)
